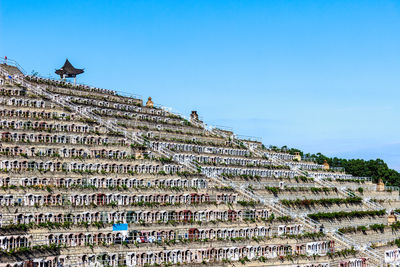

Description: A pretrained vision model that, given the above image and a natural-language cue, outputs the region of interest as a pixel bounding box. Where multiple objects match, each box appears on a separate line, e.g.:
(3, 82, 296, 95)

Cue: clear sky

(1, 0, 399, 170)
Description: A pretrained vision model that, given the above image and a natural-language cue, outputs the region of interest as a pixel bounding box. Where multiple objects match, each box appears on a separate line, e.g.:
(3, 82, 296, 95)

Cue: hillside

(268, 145, 400, 187)
(0, 59, 399, 266)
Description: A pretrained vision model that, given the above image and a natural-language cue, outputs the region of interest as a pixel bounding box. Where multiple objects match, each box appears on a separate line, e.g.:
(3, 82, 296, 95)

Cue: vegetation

(339, 224, 386, 234)
(338, 225, 367, 234)
(391, 221, 400, 231)
(327, 248, 357, 258)
(237, 200, 258, 207)
(394, 238, 400, 248)
(307, 153, 400, 187)
(308, 209, 386, 221)
(267, 145, 400, 186)
(281, 197, 362, 207)
(158, 157, 173, 164)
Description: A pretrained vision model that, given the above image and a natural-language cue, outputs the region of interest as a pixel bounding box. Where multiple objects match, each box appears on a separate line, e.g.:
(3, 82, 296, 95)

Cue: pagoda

(55, 59, 84, 85)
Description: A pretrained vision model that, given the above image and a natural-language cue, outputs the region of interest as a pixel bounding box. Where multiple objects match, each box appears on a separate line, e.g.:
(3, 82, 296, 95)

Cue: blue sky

(1, 0, 399, 170)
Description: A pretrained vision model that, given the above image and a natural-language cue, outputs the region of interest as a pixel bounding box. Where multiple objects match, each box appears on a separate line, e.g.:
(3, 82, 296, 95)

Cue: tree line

(267, 145, 400, 187)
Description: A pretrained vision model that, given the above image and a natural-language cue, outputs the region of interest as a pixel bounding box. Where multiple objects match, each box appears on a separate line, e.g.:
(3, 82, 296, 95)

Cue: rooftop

(55, 59, 84, 78)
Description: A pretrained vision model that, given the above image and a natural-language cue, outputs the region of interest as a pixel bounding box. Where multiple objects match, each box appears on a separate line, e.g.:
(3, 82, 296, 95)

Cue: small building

(146, 97, 154, 108)
(55, 59, 84, 84)
(323, 160, 330, 170)
(388, 212, 397, 225)
(377, 178, 385, 192)
(293, 152, 301, 162)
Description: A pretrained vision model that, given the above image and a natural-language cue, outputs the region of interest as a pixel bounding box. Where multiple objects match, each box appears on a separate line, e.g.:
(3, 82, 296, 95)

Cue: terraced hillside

(1, 60, 399, 267)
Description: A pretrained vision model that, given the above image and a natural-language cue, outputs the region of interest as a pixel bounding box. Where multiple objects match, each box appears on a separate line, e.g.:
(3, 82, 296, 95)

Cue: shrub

(237, 200, 257, 207)
(265, 186, 280, 196)
(280, 197, 362, 207)
(391, 221, 400, 231)
(369, 224, 385, 232)
(357, 225, 368, 233)
(308, 209, 385, 221)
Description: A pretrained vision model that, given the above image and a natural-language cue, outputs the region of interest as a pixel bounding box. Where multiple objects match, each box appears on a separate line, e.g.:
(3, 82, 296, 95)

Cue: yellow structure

(293, 152, 301, 162)
(388, 213, 397, 225)
(323, 160, 330, 170)
(146, 97, 154, 108)
(377, 178, 385, 192)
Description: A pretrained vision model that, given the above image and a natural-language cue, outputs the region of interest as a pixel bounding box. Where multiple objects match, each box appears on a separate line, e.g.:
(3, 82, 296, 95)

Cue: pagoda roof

(55, 59, 84, 78)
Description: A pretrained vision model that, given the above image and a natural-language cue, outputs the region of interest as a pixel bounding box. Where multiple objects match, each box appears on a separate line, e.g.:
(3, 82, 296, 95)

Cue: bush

(280, 197, 362, 207)
(308, 209, 385, 221)
(237, 200, 257, 207)
(391, 221, 400, 231)
(265, 186, 280, 196)
(369, 224, 385, 232)
(357, 225, 368, 232)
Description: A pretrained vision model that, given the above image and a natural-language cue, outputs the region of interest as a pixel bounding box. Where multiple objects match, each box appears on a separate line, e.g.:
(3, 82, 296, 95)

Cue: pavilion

(55, 59, 84, 85)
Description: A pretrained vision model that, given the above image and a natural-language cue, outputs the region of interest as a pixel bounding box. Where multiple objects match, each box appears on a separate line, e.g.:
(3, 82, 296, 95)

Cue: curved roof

(55, 59, 84, 78)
